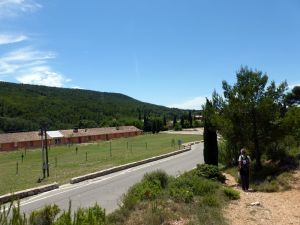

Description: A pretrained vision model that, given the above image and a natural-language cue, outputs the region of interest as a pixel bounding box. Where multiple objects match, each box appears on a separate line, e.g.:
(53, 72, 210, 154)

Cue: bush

(174, 123, 182, 131)
(29, 204, 60, 225)
(253, 180, 279, 192)
(121, 171, 169, 211)
(0, 202, 106, 225)
(202, 195, 220, 207)
(223, 187, 240, 200)
(218, 141, 238, 167)
(170, 187, 194, 203)
(143, 170, 169, 189)
(196, 164, 226, 183)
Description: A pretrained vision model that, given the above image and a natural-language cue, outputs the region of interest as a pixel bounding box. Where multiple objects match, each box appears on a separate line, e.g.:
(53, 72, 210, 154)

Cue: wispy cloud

(0, 0, 41, 18)
(168, 96, 208, 110)
(0, 34, 28, 45)
(0, 47, 70, 87)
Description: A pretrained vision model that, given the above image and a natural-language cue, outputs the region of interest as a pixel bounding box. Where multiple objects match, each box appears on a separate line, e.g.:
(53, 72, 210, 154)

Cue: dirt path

(223, 171, 300, 225)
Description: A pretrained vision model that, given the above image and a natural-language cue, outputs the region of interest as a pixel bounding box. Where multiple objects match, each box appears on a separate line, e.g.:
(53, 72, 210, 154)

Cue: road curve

(19, 143, 204, 214)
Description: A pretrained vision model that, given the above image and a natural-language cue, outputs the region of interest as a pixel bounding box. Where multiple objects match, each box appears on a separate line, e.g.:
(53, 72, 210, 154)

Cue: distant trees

(0, 82, 187, 132)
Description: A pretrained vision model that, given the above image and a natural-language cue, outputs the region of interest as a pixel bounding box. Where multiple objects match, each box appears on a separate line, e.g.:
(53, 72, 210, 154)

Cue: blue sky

(0, 0, 300, 109)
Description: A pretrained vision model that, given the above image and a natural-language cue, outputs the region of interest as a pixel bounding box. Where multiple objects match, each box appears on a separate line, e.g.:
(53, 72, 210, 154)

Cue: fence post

(16, 162, 19, 175)
(110, 141, 112, 157)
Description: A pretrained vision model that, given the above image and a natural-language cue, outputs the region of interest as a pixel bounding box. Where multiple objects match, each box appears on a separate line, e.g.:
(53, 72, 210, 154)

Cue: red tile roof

(0, 126, 141, 143)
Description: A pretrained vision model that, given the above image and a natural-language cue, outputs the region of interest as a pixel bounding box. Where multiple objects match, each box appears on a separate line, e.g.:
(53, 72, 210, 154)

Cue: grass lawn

(0, 133, 201, 195)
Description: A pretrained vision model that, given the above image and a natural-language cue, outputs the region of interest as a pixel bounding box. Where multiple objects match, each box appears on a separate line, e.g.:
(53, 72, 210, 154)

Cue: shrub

(143, 170, 169, 189)
(223, 187, 240, 200)
(253, 180, 279, 192)
(174, 123, 182, 131)
(170, 187, 194, 203)
(29, 204, 60, 225)
(202, 195, 220, 207)
(121, 171, 169, 210)
(196, 164, 226, 183)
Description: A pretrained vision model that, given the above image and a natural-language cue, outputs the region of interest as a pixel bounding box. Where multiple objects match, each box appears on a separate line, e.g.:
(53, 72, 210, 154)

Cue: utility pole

(44, 128, 50, 177)
(40, 128, 46, 179)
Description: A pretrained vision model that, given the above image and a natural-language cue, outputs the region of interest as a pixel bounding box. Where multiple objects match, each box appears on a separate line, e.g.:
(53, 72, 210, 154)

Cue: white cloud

(71, 86, 82, 89)
(168, 96, 208, 110)
(0, 0, 41, 18)
(0, 34, 28, 45)
(0, 47, 70, 87)
(17, 66, 67, 87)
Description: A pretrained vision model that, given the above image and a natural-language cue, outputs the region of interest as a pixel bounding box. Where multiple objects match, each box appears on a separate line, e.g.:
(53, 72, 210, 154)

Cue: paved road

(18, 143, 204, 214)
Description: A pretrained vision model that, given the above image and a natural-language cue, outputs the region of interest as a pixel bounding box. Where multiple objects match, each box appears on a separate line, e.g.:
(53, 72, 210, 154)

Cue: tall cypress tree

(163, 115, 167, 126)
(173, 115, 177, 128)
(203, 99, 218, 165)
(188, 111, 193, 128)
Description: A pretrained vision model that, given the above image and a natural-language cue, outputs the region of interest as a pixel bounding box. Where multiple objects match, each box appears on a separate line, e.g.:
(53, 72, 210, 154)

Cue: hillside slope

(0, 82, 186, 132)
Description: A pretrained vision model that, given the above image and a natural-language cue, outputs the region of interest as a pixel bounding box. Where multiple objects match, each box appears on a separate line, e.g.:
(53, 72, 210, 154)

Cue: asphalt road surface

(18, 143, 204, 214)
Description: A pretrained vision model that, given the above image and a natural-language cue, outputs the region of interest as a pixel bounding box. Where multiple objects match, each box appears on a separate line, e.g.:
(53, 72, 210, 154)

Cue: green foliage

(196, 164, 226, 183)
(203, 98, 218, 165)
(29, 204, 60, 225)
(169, 187, 194, 203)
(0, 202, 105, 225)
(223, 187, 240, 200)
(217, 67, 289, 169)
(285, 86, 300, 106)
(174, 123, 182, 131)
(202, 195, 220, 207)
(121, 171, 169, 211)
(193, 120, 203, 128)
(218, 140, 237, 166)
(0, 82, 189, 132)
(143, 170, 169, 189)
(252, 179, 279, 192)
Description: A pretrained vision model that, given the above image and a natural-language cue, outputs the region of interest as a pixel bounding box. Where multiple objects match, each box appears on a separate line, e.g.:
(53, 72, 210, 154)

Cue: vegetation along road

(10, 142, 204, 215)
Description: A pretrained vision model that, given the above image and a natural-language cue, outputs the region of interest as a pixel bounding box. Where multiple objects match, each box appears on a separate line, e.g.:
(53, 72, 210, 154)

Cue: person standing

(238, 148, 251, 191)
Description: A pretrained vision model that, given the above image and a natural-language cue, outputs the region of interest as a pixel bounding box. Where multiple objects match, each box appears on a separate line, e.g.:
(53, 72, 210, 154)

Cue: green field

(0, 133, 201, 195)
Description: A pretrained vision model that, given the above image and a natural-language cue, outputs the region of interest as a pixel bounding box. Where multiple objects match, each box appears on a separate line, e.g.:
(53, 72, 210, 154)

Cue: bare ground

(223, 170, 300, 225)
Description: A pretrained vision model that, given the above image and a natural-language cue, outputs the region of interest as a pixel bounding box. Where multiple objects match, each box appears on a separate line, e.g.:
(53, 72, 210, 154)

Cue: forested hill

(0, 82, 187, 133)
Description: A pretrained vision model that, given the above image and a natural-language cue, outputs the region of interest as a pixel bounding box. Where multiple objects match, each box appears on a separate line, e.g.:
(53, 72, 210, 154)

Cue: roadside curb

(70, 143, 199, 184)
(0, 183, 59, 204)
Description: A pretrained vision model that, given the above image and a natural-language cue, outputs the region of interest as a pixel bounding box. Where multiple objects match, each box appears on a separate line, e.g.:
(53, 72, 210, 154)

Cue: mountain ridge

(0, 81, 190, 133)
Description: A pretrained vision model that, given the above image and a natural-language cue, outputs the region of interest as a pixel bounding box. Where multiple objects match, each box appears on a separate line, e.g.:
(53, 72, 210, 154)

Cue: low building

(0, 126, 142, 152)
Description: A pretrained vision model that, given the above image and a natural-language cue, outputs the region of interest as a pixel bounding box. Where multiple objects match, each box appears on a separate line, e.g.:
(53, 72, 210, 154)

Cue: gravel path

(223, 171, 300, 225)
